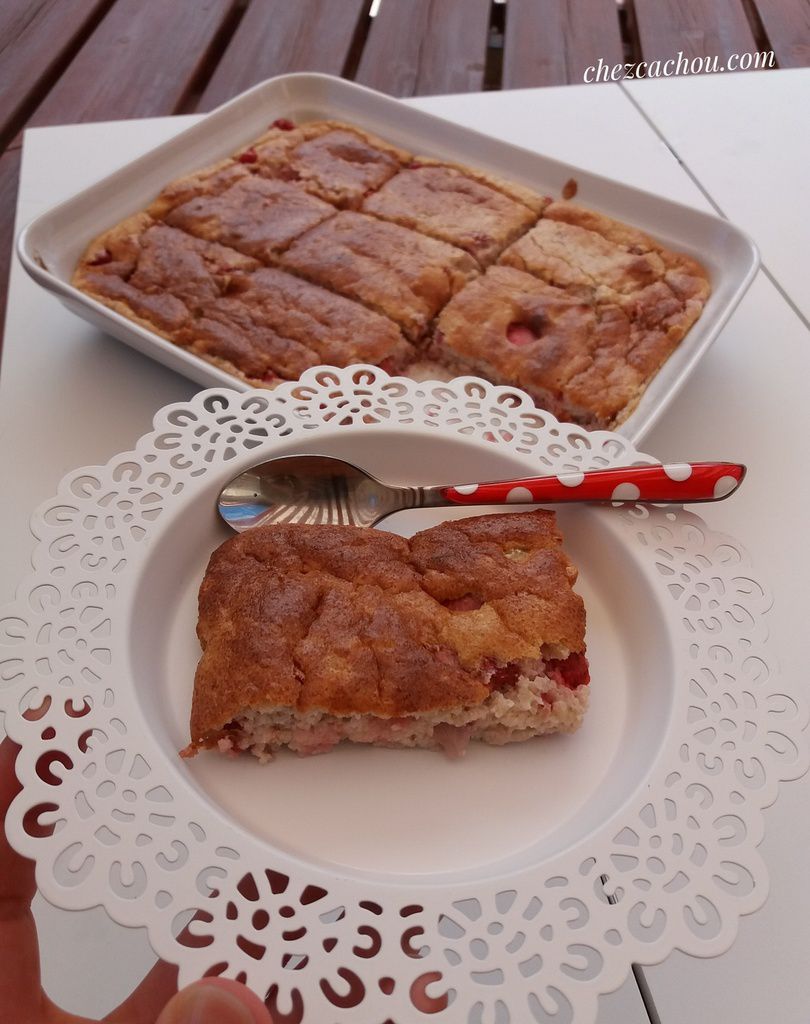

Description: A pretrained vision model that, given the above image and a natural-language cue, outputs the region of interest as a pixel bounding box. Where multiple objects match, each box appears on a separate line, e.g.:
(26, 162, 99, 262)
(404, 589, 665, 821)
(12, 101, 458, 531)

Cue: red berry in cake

(545, 652, 590, 689)
(506, 321, 536, 346)
(488, 662, 521, 691)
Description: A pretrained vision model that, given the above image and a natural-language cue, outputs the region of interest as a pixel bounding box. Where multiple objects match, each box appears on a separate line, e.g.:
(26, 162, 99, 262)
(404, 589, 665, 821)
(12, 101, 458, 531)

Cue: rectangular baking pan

(16, 73, 759, 443)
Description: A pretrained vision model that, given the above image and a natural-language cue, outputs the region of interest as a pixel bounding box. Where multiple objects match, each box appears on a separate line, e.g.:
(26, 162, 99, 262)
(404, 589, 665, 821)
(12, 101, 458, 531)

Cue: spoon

(217, 456, 746, 532)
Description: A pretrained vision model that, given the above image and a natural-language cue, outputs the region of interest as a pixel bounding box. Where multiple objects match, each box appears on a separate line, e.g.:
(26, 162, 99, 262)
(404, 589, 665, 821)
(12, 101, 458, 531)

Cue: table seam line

(631, 963, 664, 1024)
(618, 81, 810, 334)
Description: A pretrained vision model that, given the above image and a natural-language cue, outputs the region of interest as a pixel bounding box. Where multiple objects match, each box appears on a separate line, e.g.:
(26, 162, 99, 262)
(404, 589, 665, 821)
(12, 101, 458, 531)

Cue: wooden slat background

(633, 0, 758, 65)
(752, 0, 810, 67)
(26, 0, 239, 128)
(198, 0, 371, 111)
(502, 0, 625, 88)
(0, 0, 111, 149)
(355, 0, 492, 96)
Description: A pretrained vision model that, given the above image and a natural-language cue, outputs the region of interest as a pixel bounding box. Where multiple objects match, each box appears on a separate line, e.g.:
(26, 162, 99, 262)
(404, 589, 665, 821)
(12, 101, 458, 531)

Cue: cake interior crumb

(212, 650, 589, 762)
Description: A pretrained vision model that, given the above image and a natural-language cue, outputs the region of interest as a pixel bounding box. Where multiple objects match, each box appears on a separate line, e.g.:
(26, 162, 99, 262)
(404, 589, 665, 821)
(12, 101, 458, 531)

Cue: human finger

(155, 977, 273, 1024)
(0, 738, 49, 1023)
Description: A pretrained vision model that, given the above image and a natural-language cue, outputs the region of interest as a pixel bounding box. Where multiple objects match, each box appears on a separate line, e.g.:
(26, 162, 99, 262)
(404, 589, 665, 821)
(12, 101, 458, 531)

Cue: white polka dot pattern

(506, 486, 534, 503)
(713, 475, 739, 498)
(454, 483, 479, 495)
(611, 482, 641, 502)
(557, 471, 585, 487)
(663, 463, 693, 481)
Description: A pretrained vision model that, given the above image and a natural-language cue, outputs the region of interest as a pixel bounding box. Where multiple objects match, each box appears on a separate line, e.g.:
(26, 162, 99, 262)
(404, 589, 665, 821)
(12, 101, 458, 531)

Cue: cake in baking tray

(181, 511, 590, 761)
(280, 211, 478, 342)
(74, 118, 710, 430)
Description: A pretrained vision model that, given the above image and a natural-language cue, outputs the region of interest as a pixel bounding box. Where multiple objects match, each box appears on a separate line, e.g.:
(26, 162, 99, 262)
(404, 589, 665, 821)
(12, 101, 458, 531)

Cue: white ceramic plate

(1, 369, 804, 1024)
(16, 72, 759, 444)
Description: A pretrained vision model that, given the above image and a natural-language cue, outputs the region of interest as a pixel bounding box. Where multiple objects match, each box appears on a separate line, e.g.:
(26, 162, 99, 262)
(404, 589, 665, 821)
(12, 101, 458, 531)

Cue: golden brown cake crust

(492, 203, 711, 423)
(412, 157, 551, 214)
(541, 201, 710, 306)
(189, 512, 585, 747)
(73, 216, 259, 336)
(253, 120, 411, 208)
(164, 176, 337, 262)
(179, 267, 411, 381)
(362, 165, 537, 265)
(433, 265, 645, 427)
(281, 211, 479, 341)
(501, 203, 710, 315)
(147, 159, 253, 220)
(499, 217, 666, 299)
(73, 217, 408, 383)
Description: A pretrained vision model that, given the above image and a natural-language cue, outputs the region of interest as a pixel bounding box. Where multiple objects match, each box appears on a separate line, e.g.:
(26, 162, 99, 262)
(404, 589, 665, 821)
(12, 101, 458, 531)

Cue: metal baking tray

(16, 72, 759, 443)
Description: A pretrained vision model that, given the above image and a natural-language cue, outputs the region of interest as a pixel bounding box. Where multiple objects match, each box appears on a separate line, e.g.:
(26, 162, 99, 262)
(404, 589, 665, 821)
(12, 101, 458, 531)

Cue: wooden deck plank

(752, 0, 810, 67)
(198, 0, 369, 110)
(26, 0, 239, 128)
(633, 0, 758, 65)
(0, 147, 22, 357)
(502, 0, 624, 87)
(355, 0, 491, 96)
(0, 0, 110, 147)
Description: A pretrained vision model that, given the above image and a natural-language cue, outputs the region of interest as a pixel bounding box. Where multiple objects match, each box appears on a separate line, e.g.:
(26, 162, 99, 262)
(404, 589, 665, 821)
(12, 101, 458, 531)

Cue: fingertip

(0, 736, 22, 768)
(196, 977, 273, 1020)
(156, 976, 273, 1023)
(0, 736, 22, 813)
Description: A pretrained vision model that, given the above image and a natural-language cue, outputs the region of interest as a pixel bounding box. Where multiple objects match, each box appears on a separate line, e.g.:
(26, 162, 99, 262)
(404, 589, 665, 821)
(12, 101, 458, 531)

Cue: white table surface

(626, 69, 810, 327)
(1, 70, 808, 1022)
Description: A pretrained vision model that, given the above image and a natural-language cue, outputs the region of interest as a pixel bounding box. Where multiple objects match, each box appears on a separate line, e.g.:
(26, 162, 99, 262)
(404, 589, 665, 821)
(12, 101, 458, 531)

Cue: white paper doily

(1, 367, 806, 1024)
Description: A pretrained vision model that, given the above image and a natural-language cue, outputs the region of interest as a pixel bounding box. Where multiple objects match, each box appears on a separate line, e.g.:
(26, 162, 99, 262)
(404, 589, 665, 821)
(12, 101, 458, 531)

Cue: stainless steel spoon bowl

(218, 455, 443, 531)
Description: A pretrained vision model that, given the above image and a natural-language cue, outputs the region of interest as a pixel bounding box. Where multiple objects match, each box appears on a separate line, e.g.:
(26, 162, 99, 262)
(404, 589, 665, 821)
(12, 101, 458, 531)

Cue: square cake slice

(183, 511, 589, 760)
(499, 216, 665, 300)
(73, 217, 410, 384)
(410, 157, 551, 214)
(177, 267, 413, 383)
(362, 164, 538, 265)
(252, 120, 411, 208)
(432, 265, 648, 428)
(73, 214, 260, 340)
(147, 159, 254, 220)
(281, 211, 479, 341)
(501, 201, 710, 324)
(163, 177, 337, 262)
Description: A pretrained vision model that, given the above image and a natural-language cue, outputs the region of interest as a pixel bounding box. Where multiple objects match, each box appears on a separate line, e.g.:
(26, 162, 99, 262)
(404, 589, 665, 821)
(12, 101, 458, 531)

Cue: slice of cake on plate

(182, 511, 590, 761)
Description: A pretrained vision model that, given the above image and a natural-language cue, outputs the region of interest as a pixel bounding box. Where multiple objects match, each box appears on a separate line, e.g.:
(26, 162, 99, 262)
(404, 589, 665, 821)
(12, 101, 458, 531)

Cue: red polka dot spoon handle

(440, 463, 746, 505)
